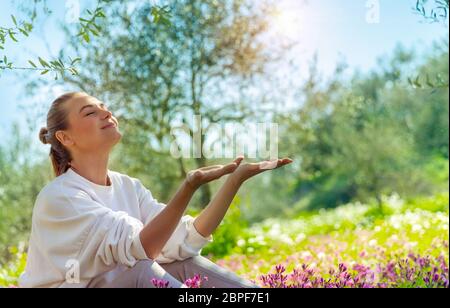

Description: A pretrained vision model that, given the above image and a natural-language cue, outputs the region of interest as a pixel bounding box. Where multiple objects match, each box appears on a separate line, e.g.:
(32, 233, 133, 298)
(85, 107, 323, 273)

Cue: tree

(41, 0, 281, 206)
(283, 44, 448, 211)
(0, 0, 170, 79)
(410, 0, 449, 89)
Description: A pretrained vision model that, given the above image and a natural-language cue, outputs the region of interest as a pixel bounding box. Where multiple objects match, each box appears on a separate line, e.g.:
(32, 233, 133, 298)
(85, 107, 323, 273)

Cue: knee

(133, 260, 155, 272)
(134, 260, 161, 283)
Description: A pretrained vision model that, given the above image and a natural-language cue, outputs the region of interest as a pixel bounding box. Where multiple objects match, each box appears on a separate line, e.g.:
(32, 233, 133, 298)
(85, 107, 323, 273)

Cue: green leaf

(38, 57, 50, 68)
(28, 60, 37, 68)
(83, 33, 90, 43)
(71, 57, 82, 65)
(408, 77, 414, 86)
(19, 28, 29, 37)
(50, 60, 63, 69)
(8, 31, 18, 42)
(88, 27, 99, 36)
(92, 23, 102, 32)
(24, 23, 33, 32)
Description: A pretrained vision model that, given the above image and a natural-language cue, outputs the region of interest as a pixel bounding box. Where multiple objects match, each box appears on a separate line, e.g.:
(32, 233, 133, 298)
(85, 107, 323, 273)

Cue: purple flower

(151, 278, 170, 288)
(184, 274, 208, 288)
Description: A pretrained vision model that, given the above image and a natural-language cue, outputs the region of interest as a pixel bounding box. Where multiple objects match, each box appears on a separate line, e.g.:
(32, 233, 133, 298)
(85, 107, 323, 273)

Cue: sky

(0, 0, 448, 145)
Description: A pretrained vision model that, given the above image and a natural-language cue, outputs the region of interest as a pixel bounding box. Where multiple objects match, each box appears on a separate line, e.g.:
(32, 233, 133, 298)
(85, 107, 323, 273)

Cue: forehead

(69, 94, 101, 108)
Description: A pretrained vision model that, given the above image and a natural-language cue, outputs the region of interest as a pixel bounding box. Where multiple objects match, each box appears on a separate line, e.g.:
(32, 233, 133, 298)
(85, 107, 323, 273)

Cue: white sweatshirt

(19, 168, 213, 288)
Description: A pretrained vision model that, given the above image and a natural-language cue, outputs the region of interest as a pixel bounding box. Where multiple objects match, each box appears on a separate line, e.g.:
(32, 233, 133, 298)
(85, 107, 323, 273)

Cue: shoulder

(34, 175, 93, 218)
(109, 170, 147, 193)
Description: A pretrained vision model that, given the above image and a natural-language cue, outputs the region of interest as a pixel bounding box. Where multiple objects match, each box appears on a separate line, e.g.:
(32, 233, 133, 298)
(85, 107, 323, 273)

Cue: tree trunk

(195, 156, 212, 208)
(375, 194, 383, 213)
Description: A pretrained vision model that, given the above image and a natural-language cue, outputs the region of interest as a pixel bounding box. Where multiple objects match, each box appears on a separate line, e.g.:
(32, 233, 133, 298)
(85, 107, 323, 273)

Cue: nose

(102, 109, 113, 119)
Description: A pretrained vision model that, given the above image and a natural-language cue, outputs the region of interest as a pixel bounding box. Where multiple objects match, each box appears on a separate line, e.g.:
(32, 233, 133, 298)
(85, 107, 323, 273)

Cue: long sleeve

(135, 180, 213, 264)
(28, 186, 148, 283)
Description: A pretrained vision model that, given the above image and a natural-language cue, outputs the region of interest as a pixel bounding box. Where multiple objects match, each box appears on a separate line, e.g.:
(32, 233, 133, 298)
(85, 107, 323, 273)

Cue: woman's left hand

(186, 156, 244, 190)
(231, 158, 293, 184)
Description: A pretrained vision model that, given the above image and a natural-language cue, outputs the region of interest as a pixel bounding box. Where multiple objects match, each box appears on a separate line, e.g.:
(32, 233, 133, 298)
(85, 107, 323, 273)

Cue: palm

(234, 158, 293, 183)
(186, 157, 244, 189)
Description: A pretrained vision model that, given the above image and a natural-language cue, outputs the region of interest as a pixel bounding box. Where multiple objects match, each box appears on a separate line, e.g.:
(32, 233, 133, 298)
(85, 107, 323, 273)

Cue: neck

(70, 152, 110, 186)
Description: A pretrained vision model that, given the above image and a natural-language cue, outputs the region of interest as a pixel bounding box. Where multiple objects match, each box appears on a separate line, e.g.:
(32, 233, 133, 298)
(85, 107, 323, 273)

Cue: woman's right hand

(185, 156, 244, 190)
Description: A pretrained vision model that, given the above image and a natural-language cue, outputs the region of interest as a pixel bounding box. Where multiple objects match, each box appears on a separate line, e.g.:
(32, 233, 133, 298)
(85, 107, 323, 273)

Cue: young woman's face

(63, 93, 122, 152)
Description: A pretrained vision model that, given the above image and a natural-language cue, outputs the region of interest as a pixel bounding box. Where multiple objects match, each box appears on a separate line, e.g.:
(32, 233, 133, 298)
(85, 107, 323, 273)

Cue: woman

(19, 92, 293, 288)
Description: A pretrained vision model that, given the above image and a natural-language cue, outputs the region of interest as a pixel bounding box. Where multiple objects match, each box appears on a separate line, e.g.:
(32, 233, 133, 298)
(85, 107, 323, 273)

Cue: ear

(55, 130, 75, 147)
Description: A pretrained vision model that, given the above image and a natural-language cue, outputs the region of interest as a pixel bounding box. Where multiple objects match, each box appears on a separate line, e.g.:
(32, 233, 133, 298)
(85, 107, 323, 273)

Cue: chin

(111, 131, 123, 145)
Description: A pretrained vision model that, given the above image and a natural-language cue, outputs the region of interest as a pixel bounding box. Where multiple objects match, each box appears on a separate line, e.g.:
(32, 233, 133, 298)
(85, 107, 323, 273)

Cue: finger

(223, 162, 239, 174)
(259, 158, 293, 170)
(277, 158, 294, 167)
(203, 167, 228, 182)
(201, 165, 223, 171)
(259, 160, 279, 170)
(234, 156, 244, 166)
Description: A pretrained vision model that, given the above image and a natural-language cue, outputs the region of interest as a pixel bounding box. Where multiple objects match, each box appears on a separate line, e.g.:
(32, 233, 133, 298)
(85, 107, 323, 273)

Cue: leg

(89, 260, 185, 288)
(160, 256, 260, 288)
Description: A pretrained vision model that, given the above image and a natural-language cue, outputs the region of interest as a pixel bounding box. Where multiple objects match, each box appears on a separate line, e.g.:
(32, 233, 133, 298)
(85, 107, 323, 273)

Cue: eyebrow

(79, 103, 106, 114)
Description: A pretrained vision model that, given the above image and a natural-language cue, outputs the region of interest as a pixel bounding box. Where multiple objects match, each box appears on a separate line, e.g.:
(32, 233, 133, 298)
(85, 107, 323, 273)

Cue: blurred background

(0, 0, 448, 287)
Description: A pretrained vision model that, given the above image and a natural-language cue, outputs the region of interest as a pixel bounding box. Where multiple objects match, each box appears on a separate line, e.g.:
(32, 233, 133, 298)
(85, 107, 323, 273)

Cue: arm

(139, 157, 243, 259)
(139, 180, 196, 259)
(194, 158, 293, 238)
(193, 175, 241, 238)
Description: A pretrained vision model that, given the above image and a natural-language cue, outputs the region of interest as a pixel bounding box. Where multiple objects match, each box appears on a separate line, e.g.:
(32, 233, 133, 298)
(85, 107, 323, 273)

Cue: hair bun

(39, 127, 49, 145)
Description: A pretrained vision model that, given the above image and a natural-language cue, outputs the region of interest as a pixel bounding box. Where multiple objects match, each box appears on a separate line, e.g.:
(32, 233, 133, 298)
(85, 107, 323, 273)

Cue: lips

(101, 122, 116, 130)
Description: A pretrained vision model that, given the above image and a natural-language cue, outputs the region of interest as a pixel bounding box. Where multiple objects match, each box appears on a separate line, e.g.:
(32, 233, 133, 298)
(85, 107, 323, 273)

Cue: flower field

(1, 193, 448, 288)
(211, 193, 449, 288)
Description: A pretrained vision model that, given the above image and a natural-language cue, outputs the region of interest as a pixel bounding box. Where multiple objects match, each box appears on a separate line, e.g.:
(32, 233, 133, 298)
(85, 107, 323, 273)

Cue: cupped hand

(231, 158, 293, 184)
(186, 156, 244, 190)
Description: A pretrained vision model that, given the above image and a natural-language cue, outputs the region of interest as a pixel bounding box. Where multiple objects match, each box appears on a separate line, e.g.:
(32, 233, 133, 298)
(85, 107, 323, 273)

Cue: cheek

(74, 120, 101, 144)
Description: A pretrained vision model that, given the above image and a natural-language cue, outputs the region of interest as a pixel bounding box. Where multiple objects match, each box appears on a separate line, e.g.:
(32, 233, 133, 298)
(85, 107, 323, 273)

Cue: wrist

(183, 178, 199, 193)
(228, 173, 245, 187)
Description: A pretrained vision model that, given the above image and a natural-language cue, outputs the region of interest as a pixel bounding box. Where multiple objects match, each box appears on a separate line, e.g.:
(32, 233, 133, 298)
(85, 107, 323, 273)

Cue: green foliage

(0, 125, 53, 261)
(0, 246, 27, 287)
(209, 192, 449, 267)
(201, 197, 249, 258)
(283, 42, 449, 211)
(54, 0, 276, 207)
(0, 0, 170, 77)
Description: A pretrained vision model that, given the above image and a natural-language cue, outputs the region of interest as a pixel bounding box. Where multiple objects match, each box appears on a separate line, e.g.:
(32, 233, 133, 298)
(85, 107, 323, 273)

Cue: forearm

(140, 180, 196, 259)
(193, 175, 242, 238)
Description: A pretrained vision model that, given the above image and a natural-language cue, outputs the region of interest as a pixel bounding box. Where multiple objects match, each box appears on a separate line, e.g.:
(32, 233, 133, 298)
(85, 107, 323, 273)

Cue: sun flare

(271, 8, 302, 39)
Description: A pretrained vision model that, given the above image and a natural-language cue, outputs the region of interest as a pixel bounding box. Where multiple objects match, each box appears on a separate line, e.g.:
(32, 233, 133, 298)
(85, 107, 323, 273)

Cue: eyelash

(85, 107, 110, 117)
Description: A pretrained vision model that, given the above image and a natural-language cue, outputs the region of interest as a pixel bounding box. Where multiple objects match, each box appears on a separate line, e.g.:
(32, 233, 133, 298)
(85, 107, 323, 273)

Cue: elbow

(140, 233, 161, 260)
